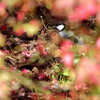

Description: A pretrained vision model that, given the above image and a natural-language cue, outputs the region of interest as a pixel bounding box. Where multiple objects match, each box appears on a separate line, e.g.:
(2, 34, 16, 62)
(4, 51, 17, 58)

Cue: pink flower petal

(61, 52, 74, 67)
(22, 69, 30, 74)
(96, 37, 100, 49)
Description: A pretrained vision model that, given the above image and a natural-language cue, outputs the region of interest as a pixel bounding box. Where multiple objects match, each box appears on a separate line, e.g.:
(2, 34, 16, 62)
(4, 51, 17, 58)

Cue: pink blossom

(68, 12, 79, 21)
(52, 0, 74, 16)
(38, 74, 47, 80)
(69, 2, 97, 21)
(0, 50, 10, 55)
(75, 83, 88, 90)
(22, 69, 30, 74)
(0, 66, 7, 69)
(61, 52, 74, 67)
(30, 19, 41, 28)
(0, 2, 7, 16)
(60, 40, 73, 51)
(86, 3, 97, 15)
(54, 0, 74, 11)
(96, 37, 100, 49)
(0, 3, 7, 8)
(15, 28, 24, 36)
(17, 11, 25, 21)
(22, 51, 32, 57)
(33, 49, 36, 53)
(37, 44, 48, 55)
(77, 57, 100, 85)
(88, 64, 100, 85)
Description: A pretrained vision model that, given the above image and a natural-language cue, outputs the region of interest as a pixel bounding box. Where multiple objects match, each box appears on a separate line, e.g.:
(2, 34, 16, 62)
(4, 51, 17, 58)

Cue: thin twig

(40, 16, 51, 33)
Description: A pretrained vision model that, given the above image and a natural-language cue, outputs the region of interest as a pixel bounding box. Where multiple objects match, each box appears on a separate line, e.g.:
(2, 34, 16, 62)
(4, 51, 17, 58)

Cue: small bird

(53, 22, 84, 45)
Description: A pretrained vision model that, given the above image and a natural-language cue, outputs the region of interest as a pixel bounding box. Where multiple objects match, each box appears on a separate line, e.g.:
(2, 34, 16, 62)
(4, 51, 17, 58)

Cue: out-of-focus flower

(96, 5, 100, 24)
(21, 0, 35, 12)
(96, 37, 100, 49)
(30, 20, 41, 28)
(0, 50, 10, 58)
(61, 52, 74, 67)
(17, 11, 25, 21)
(75, 83, 88, 90)
(52, 0, 97, 21)
(0, 2, 6, 8)
(52, 0, 74, 16)
(1, 25, 7, 31)
(95, 39, 100, 60)
(22, 50, 35, 58)
(37, 42, 49, 55)
(0, 50, 5, 56)
(77, 57, 100, 85)
(15, 28, 25, 36)
(38, 74, 48, 80)
(60, 40, 73, 53)
(0, 66, 7, 69)
(0, 2, 7, 17)
(60, 40, 74, 67)
(68, 1, 97, 21)
(22, 51, 31, 57)
(24, 20, 41, 37)
(22, 69, 30, 74)
(14, 22, 25, 36)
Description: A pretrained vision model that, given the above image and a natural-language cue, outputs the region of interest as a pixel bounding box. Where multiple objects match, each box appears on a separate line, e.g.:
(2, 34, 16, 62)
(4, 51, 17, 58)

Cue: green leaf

(62, 69, 70, 76)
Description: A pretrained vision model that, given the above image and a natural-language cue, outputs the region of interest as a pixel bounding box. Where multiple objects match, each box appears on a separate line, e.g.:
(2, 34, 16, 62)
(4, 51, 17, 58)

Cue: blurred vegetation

(0, 0, 100, 100)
